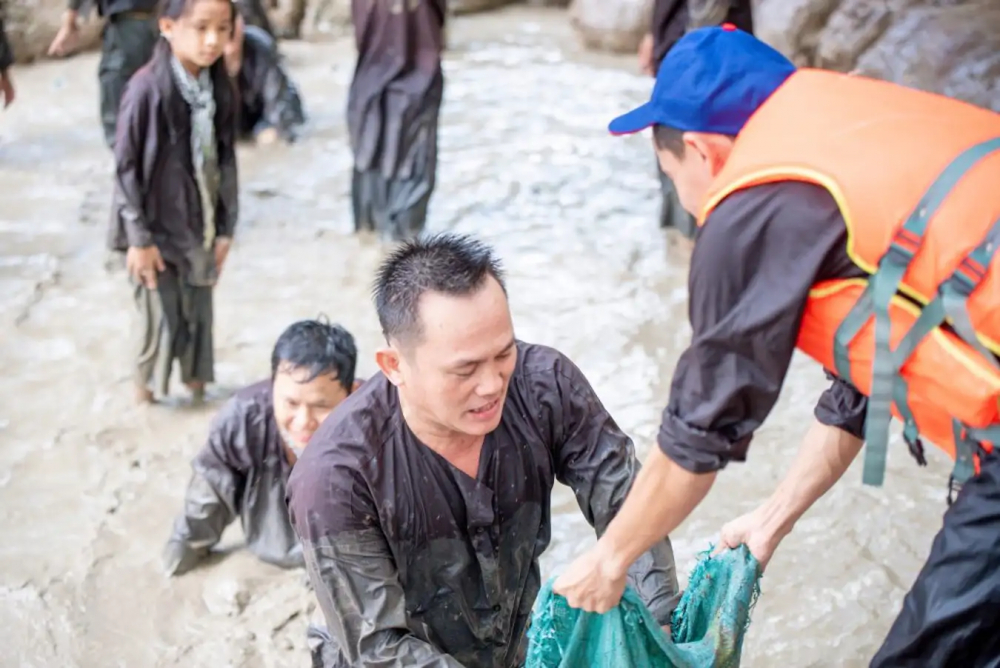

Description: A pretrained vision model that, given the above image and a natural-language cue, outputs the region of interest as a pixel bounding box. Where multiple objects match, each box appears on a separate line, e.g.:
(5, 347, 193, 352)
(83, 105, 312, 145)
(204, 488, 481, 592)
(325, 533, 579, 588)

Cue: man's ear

(375, 346, 404, 387)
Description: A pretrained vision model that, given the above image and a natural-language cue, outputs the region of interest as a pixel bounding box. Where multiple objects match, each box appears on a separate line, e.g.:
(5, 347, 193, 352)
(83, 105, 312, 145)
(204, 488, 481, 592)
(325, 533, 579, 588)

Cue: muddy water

(0, 7, 956, 668)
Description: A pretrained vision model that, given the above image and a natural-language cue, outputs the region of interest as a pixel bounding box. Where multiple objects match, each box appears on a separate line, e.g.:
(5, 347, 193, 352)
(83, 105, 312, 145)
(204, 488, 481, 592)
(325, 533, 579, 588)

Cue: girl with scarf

(107, 0, 239, 404)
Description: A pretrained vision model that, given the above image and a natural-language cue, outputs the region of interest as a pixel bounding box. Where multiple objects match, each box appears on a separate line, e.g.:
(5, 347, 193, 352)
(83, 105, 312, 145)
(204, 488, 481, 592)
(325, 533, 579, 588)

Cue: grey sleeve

(163, 399, 247, 576)
(542, 353, 681, 626)
(259, 57, 305, 140)
(658, 183, 852, 474)
(287, 463, 464, 667)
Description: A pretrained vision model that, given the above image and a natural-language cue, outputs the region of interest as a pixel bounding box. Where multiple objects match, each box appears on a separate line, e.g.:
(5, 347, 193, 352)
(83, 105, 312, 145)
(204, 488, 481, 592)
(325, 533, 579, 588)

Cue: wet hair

(374, 233, 506, 346)
(270, 318, 358, 391)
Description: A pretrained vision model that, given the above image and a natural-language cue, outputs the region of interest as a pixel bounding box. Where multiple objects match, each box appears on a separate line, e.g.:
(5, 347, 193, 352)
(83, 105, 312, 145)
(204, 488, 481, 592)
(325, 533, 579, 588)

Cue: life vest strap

(836, 136, 1000, 487)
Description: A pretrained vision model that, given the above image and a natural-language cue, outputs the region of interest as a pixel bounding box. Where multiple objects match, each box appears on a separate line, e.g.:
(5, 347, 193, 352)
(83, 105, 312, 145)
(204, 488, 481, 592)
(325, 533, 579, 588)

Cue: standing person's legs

(177, 283, 215, 402)
(131, 266, 183, 401)
(870, 448, 1000, 668)
(98, 14, 158, 149)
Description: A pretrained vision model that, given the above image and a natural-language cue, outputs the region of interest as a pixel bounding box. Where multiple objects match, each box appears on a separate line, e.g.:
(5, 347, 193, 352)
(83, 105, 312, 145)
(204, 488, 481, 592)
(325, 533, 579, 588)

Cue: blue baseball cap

(609, 24, 796, 136)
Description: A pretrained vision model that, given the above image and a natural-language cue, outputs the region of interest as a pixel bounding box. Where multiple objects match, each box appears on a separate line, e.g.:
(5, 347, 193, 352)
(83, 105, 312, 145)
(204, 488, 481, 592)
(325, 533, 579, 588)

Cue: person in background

(235, 0, 276, 39)
(286, 233, 679, 667)
(223, 14, 306, 145)
(107, 0, 238, 404)
(47, 0, 159, 149)
(163, 319, 359, 577)
(348, 0, 445, 242)
(636, 0, 754, 240)
(0, 0, 14, 108)
(555, 24, 1000, 667)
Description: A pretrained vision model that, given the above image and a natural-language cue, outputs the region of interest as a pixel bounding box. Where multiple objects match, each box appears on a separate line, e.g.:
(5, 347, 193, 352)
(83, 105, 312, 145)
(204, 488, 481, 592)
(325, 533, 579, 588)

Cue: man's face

(392, 277, 517, 438)
(654, 133, 733, 216)
(272, 365, 351, 451)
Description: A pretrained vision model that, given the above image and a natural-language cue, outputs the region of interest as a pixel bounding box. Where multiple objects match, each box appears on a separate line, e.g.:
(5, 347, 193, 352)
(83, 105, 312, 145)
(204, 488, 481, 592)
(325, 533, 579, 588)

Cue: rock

(202, 578, 251, 617)
(755, 0, 1000, 112)
(568, 0, 653, 54)
(523, 0, 571, 6)
(5, 0, 104, 65)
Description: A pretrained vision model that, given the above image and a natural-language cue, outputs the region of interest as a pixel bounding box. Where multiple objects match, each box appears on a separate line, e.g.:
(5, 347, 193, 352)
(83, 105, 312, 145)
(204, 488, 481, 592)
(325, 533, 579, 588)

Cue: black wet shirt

(164, 380, 303, 576)
(0, 2, 12, 74)
(235, 25, 306, 141)
(287, 342, 680, 668)
(659, 181, 870, 474)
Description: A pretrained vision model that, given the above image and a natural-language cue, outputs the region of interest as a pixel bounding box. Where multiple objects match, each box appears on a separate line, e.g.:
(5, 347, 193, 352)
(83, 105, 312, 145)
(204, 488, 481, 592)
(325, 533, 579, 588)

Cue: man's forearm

(754, 420, 864, 543)
(598, 447, 717, 575)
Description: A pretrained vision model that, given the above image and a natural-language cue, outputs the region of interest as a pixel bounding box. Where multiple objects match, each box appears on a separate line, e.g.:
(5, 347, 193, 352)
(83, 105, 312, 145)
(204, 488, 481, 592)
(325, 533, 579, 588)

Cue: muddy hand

(552, 543, 627, 614)
(48, 12, 80, 57)
(214, 237, 232, 279)
(126, 246, 165, 290)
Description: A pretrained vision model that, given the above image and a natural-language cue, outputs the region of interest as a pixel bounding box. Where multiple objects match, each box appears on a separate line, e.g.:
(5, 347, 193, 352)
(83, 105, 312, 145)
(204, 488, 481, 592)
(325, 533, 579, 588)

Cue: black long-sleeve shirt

(651, 0, 755, 70)
(163, 380, 303, 576)
(287, 342, 680, 668)
(67, 0, 159, 16)
(658, 182, 870, 474)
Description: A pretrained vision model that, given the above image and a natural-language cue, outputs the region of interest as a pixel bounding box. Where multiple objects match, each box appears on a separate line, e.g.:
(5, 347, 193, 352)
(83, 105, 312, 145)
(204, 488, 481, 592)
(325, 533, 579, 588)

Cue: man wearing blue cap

(553, 23, 1000, 666)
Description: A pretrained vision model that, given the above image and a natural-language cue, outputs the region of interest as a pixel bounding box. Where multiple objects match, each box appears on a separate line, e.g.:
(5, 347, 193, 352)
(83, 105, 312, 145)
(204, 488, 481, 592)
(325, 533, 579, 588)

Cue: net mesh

(525, 544, 762, 668)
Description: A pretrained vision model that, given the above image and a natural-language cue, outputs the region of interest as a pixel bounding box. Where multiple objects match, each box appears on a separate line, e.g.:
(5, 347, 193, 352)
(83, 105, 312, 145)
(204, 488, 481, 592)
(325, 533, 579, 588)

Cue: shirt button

(476, 527, 485, 534)
(493, 604, 501, 612)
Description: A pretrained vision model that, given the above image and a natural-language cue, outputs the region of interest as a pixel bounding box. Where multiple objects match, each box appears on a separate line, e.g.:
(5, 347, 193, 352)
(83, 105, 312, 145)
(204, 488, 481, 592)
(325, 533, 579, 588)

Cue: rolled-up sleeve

(659, 182, 858, 474)
(287, 449, 463, 668)
(815, 371, 868, 439)
(538, 351, 680, 625)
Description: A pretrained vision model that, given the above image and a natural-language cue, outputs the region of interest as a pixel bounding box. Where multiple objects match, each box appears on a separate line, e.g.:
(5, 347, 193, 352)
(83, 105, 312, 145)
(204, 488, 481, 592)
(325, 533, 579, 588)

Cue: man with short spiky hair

(287, 233, 680, 668)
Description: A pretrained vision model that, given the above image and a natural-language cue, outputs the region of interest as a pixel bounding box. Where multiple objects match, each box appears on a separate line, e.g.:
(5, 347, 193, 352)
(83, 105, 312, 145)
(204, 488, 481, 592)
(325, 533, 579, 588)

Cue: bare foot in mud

(185, 382, 206, 405)
(135, 385, 155, 405)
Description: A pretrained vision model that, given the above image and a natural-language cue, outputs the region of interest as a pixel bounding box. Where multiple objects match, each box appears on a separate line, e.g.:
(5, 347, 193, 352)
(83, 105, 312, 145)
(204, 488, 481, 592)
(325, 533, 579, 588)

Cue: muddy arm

(163, 399, 249, 576)
(541, 353, 681, 626)
(289, 466, 463, 667)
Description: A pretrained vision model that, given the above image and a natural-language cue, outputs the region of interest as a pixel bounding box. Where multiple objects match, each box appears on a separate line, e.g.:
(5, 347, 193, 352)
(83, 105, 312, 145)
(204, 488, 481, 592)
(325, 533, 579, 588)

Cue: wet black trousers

(98, 13, 158, 149)
(871, 448, 1000, 667)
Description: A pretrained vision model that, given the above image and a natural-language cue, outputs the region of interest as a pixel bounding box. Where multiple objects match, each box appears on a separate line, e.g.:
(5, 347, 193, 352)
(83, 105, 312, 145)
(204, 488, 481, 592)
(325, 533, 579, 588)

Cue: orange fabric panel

(700, 68, 1000, 354)
(796, 280, 1000, 460)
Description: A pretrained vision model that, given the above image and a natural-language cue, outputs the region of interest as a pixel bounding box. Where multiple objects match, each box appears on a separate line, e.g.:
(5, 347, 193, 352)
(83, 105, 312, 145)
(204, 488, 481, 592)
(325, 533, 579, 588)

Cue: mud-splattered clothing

(235, 25, 306, 142)
(287, 341, 680, 668)
(164, 380, 301, 575)
(348, 0, 445, 241)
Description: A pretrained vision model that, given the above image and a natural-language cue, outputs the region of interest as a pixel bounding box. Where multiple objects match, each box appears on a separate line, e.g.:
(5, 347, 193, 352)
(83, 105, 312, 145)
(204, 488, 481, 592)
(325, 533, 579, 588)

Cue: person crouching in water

(108, 0, 239, 404)
(349, 0, 445, 242)
(223, 14, 306, 146)
(162, 319, 360, 577)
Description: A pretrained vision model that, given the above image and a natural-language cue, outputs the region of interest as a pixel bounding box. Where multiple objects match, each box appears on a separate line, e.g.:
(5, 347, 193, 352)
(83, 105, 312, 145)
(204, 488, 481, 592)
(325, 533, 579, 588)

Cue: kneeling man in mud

(162, 318, 359, 577)
(286, 233, 680, 667)
(223, 14, 306, 145)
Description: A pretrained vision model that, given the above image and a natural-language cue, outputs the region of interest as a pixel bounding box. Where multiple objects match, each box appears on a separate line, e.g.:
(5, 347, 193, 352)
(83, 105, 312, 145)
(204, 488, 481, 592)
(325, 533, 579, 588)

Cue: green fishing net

(525, 545, 762, 668)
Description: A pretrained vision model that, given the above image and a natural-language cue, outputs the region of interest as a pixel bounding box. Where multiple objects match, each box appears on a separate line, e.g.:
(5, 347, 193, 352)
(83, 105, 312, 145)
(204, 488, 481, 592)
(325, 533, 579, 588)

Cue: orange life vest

(697, 68, 1000, 488)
